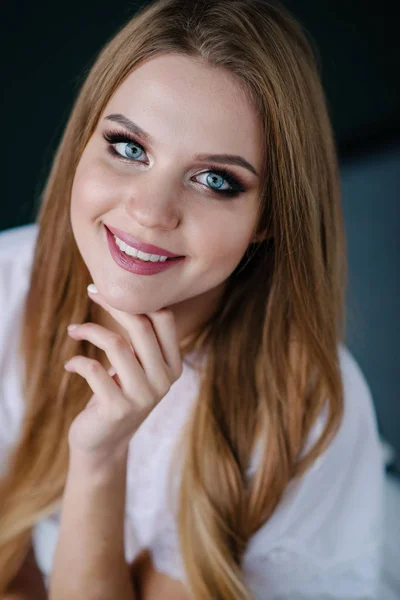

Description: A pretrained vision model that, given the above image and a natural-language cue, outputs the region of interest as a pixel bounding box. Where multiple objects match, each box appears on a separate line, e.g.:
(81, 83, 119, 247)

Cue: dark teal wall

(342, 148, 400, 463)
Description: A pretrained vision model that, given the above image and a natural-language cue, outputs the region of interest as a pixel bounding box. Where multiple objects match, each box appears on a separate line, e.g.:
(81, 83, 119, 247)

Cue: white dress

(0, 223, 386, 598)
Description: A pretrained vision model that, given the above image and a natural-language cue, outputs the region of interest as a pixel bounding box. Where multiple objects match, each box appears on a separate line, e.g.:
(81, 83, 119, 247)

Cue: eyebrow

(104, 113, 259, 177)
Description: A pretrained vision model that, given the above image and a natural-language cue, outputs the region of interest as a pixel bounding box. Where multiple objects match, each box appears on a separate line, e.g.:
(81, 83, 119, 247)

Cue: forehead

(102, 53, 262, 167)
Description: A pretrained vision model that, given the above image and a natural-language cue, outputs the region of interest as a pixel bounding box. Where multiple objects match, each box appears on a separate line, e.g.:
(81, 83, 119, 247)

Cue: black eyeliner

(102, 129, 246, 197)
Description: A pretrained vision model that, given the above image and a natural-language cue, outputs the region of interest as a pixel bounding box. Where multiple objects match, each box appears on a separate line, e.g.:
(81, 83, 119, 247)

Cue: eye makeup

(102, 128, 247, 198)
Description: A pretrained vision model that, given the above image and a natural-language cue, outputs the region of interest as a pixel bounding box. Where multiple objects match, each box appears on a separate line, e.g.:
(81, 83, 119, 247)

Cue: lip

(105, 224, 182, 258)
(105, 226, 185, 276)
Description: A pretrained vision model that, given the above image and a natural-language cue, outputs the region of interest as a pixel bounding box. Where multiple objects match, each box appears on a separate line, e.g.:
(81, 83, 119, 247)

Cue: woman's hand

(64, 284, 183, 459)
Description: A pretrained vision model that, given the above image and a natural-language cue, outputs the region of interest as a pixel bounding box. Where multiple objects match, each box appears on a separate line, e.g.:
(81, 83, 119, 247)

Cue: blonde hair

(0, 0, 346, 597)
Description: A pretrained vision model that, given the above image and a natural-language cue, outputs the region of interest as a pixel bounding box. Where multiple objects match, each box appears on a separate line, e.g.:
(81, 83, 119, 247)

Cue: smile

(113, 234, 168, 262)
(105, 225, 185, 276)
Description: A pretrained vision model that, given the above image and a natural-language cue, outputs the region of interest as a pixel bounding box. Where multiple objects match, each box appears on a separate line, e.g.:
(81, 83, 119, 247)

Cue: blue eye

(104, 132, 146, 162)
(102, 130, 246, 198)
(206, 173, 225, 190)
(207, 174, 224, 189)
(116, 141, 144, 160)
(196, 170, 243, 195)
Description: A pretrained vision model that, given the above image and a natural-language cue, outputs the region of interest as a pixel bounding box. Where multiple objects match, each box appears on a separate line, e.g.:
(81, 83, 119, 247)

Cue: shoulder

(338, 342, 378, 433)
(243, 344, 385, 596)
(252, 344, 385, 550)
(0, 223, 38, 347)
(0, 222, 38, 246)
(312, 343, 383, 473)
(0, 223, 38, 324)
(0, 223, 39, 475)
(0, 222, 39, 269)
(0, 223, 39, 303)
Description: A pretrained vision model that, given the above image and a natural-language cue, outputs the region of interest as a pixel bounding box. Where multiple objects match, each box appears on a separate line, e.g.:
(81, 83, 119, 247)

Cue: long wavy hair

(0, 0, 347, 597)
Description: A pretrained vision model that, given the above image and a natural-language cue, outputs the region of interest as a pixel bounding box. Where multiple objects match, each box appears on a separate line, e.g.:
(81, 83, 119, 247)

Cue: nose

(123, 172, 181, 231)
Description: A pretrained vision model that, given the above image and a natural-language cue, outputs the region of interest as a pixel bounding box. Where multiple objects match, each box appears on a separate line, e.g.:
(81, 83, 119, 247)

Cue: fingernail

(67, 324, 79, 331)
(87, 283, 98, 294)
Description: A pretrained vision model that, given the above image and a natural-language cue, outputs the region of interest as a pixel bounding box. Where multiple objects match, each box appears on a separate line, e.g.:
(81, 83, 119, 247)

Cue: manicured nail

(87, 283, 98, 294)
(67, 324, 79, 331)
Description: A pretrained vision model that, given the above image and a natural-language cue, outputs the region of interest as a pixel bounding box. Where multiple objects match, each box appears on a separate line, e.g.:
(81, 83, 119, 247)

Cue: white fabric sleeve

(0, 224, 38, 478)
(242, 345, 385, 599)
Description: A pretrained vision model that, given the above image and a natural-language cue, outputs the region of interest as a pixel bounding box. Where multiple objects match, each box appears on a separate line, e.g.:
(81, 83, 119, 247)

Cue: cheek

(197, 211, 256, 271)
(70, 161, 117, 221)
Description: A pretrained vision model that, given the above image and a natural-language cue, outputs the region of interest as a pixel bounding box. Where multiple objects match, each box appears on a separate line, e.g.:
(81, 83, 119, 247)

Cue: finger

(146, 309, 183, 378)
(87, 286, 166, 373)
(112, 313, 174, 396)
(87, 286, 181, 386)
(67, 323, 155, 407)
(83, 317, 171, 401)
(87, 285, 142, 338)
(108, 366, 122, 389)
(64, 356, 131, 418)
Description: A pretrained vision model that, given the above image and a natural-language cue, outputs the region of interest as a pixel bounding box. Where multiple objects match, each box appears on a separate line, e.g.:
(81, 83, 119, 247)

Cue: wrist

(68, 443, 130, 481)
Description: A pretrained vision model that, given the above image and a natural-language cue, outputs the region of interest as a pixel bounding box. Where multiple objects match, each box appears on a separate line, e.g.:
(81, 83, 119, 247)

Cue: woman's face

(70, 53, 262, 340)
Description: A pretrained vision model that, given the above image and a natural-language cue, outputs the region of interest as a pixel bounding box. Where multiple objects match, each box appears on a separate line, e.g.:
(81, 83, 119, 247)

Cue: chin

(97, 285, 167, 315)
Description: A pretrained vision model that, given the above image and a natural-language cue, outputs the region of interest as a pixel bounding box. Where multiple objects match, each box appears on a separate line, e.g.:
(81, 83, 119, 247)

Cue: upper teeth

(114, 235, 168, 262)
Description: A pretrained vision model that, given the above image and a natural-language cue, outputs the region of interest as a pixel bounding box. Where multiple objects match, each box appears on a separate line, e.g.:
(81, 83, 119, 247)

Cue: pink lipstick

(105, 225, 185, 275)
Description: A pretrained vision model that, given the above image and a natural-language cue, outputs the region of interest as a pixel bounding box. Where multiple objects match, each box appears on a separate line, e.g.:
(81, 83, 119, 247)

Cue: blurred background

(1, 0, 399, 595)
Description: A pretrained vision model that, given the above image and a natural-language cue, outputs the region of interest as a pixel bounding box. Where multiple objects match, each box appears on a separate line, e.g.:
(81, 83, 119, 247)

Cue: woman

(0, 0, 384, 598)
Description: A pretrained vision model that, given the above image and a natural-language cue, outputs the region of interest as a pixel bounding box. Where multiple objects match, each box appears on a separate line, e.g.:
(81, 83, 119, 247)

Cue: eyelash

(102, 129, 246, 198)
